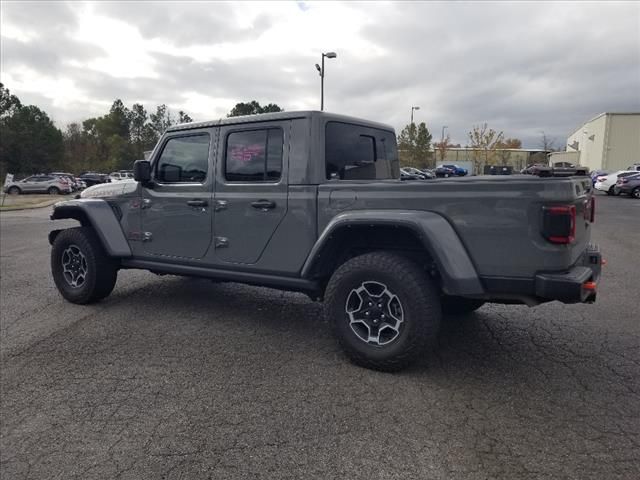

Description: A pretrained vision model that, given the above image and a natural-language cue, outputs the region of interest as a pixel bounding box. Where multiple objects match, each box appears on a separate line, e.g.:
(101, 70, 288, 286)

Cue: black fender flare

(49, 199, 132, 257)
(301, 210, 484, 296)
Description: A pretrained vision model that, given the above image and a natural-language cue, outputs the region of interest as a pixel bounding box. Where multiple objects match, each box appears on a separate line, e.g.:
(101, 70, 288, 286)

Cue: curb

(0, 199, 60, 212)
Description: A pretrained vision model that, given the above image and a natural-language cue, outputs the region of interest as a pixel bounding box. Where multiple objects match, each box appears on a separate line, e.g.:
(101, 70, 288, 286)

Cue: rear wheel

(632, 187, 640, 199)
(51, 227, 118, 304)
(48, 186, 60, 195)
(325, 251, 441, 372)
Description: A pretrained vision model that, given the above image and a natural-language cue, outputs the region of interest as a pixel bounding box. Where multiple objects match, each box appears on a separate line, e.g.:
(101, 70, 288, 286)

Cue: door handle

(187, 199, 208, 207)
(251, 199, 276, 210)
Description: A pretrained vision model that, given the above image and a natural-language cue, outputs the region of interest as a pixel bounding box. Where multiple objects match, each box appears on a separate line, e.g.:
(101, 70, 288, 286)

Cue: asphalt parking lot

(1, 194, 638, 480)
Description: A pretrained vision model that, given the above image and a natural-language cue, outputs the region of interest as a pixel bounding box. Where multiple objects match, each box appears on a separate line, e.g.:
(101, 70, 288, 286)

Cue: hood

(80, 179, 138, 199)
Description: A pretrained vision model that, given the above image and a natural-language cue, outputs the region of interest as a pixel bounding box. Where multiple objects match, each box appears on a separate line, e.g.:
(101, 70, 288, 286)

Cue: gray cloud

(93, 1, 275, 47)
(1, 1, 638, 147)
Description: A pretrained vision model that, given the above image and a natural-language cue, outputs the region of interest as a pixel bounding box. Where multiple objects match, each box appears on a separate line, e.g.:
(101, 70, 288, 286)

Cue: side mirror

(133, 160, 151, 183)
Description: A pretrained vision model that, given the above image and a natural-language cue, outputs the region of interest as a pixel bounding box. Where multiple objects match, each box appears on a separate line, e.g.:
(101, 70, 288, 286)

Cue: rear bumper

(535, 244, 602, 303)
(481, 244, 603, 304)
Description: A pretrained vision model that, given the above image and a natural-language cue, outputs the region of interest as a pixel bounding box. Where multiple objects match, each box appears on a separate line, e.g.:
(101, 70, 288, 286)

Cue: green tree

(0, 83, 22, 119)
(397, 122, 433, 168)
(149, 104, 173, 139)
(227, 101, 283, 117)
(0, 86, 64, 177)
(62, 122, 90, 173)
(178, 111, 193, 124)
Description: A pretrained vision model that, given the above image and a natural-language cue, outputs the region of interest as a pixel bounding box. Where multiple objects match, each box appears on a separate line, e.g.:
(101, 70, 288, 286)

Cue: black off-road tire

(441, 296, 485, 315)
(7, 186, 20, 195)
(325, 251, 441, 372)
(51, 227, 118, 304)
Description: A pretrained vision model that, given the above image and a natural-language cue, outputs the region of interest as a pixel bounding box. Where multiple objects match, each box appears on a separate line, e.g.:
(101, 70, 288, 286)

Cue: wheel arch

(50, 199, 131, 257)
(301, 210, 484, 296)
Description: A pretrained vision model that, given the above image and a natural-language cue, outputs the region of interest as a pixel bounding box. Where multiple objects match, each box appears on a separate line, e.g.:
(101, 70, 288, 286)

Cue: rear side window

(156, 134, 210, 183)
(325, 122, 399, 180)
(225, 128, 283, 182)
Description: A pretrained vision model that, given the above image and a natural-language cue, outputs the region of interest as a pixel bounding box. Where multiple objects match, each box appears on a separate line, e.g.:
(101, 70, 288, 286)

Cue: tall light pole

(411, 106, 420, 125)
(440, 125, 448, 162)
(315, 51, 337, 111)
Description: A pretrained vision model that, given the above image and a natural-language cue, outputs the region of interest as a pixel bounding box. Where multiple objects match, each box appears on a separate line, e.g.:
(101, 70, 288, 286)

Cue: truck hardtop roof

(166, 110, 395, 134)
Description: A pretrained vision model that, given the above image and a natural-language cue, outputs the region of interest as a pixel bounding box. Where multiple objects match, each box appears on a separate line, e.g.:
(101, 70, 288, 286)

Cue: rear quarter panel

(318, 176, 593, 278)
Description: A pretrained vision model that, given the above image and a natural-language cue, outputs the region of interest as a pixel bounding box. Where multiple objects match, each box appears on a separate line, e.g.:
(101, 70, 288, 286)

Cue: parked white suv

(109, 171, 134, 182)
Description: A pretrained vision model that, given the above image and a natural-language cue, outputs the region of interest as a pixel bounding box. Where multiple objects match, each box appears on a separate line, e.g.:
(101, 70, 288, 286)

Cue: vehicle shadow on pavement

(105, 275, 627, 382)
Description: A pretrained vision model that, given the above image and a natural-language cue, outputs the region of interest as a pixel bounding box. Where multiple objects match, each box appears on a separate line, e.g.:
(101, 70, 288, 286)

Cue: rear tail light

(584, 196, 595, 223)
(542, 205, 576, 244)
(596, 176, 606, 182)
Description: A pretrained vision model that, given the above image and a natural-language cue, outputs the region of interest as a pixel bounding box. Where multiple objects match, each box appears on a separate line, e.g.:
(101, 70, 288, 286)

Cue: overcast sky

(2, 1, 639, 148)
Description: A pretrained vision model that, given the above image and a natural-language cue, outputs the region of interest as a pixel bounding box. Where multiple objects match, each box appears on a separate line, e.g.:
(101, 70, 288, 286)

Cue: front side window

(325, 122, 399, 180)
(156, 134, 210, 183)
(225, 128, 283, 182)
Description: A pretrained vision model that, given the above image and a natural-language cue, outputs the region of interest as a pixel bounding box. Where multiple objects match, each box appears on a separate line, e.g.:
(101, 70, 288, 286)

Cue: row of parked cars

(400, 164, 469, 180)
(592, 164, 640, 198)
(3, 170, 134, 195)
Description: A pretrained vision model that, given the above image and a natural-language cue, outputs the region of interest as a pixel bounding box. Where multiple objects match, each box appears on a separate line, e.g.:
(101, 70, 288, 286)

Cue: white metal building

(566, 113, 640, 171)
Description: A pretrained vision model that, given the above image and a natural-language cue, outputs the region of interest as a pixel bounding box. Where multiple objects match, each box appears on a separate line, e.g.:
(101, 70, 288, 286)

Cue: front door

(20, 176, 40, 192)
(214, 122, 289, 264)
(141, 130, 215, 259)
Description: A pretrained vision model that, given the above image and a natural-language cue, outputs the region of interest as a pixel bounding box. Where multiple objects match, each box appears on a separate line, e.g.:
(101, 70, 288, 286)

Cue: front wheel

(325, 252, 441, 372)
(7, 186, 20, 195)
(51, 227, 118, 304)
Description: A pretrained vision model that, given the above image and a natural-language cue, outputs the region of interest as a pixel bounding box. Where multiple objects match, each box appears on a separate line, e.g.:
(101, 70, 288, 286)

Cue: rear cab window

(325, 122, 399, 180)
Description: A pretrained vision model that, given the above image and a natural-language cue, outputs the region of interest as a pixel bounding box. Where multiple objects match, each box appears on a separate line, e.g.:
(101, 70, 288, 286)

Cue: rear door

(214, 121, 289, 264)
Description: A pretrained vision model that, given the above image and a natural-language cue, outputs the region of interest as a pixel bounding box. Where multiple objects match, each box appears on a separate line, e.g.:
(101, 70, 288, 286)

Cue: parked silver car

(4, 175, 72, 195)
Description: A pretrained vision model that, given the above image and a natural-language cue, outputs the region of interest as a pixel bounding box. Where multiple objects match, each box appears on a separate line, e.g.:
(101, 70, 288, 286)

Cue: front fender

(50, 199, 132, 257)
(301, 210, 484, 296)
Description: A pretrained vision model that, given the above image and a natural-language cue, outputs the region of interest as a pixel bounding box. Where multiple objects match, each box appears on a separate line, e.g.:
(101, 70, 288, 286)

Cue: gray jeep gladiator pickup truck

(49, 111, 602, 371)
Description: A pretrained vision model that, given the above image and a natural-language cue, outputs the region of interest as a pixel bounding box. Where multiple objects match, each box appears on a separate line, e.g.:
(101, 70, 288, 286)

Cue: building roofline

(443, 147, 549, 152)
(568, 112, 640, 138)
